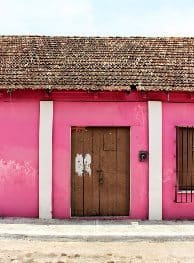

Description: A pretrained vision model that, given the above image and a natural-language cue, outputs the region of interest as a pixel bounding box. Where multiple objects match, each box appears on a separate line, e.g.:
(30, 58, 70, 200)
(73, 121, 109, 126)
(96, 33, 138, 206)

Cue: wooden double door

(71, 127, 130, 217)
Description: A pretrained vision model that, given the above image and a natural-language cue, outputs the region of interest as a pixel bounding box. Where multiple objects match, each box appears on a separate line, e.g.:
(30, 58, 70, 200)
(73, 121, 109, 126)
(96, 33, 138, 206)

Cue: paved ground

(1, 239, 194, 262)
(1, 218, 194, 241)
(0, 218, 194, 263)
(1, 218, 194, 262)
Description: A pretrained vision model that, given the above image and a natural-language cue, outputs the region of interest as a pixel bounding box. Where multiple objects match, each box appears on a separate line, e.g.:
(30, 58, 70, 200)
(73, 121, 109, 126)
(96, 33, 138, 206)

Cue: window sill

(177, 190, 194, 193)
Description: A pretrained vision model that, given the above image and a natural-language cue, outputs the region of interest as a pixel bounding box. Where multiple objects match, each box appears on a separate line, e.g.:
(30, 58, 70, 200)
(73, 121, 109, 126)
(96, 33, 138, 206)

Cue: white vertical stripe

(148, 101, 162, 220)
(39, 101, 53, 219)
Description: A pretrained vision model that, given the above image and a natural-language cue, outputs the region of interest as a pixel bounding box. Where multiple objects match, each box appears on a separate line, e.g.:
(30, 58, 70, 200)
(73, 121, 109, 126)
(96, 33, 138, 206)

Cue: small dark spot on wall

(130, 84, 137, 91)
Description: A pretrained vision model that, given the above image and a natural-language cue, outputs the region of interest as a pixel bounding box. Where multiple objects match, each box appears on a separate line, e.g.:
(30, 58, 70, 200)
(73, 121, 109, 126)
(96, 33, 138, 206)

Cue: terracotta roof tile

(0, 36, 193, 91)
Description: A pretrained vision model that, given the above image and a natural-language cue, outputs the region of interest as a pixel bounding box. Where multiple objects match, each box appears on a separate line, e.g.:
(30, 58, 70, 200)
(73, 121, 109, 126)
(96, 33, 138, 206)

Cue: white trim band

(148, 101, 162, 220)
(39, 101, 53, 219)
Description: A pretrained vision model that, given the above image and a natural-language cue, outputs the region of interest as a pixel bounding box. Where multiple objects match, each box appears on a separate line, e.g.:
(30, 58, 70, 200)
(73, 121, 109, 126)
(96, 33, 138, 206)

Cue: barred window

(176, 127, 194, 191)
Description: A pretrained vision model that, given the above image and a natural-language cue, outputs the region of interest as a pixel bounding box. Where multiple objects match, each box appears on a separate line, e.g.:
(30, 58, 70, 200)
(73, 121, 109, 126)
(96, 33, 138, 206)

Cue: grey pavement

(0, 218, 194, 242)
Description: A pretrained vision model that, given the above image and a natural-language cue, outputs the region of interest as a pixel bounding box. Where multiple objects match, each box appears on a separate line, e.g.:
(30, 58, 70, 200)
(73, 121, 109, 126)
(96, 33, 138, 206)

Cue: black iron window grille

(175, 126, 194, 203)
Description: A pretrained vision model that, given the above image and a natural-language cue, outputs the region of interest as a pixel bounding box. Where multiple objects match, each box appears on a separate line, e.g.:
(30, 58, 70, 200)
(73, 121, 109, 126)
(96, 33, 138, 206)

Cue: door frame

(70, 126, 131, 218)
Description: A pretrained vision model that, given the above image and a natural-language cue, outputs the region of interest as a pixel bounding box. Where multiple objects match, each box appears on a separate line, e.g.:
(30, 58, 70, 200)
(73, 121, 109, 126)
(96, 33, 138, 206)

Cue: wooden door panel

(71, 129, 84, 216)
(100, 128, 117, 216)
(99, 128, 130, 216)
(83, 128, 100, 216)
(71, 127, 130, 217)
(116, 128, 130, 215)
(103, 128, 117, 151)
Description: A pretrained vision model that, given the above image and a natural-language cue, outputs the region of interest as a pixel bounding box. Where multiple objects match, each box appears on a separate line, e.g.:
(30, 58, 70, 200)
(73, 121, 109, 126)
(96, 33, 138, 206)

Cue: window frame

(176, 126, 194, 191)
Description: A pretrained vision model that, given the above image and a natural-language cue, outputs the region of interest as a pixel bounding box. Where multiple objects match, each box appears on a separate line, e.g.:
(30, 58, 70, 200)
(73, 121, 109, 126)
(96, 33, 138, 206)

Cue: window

(176, 127, 194, 191)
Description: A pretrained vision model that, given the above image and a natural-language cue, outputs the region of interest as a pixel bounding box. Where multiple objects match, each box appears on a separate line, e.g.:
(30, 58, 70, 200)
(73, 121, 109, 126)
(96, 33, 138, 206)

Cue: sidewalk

(0, 218, 194, 241)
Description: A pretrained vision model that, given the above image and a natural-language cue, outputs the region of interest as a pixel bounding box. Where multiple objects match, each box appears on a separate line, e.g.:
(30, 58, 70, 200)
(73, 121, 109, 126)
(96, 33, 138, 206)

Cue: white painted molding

(39, 101, 53, 219)
(148, 101, 162, 220)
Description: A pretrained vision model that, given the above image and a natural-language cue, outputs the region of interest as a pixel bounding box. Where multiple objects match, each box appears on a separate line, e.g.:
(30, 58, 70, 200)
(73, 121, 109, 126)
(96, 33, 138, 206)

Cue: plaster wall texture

(0, 101, 39, 217)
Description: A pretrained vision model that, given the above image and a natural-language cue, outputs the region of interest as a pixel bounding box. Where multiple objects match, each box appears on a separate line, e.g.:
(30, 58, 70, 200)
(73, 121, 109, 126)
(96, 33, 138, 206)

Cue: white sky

(0, 0, 194, 36)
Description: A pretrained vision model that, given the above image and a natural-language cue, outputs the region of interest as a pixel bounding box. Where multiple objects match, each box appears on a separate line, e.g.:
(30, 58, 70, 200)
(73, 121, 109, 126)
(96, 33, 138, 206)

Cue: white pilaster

(148, 101, 162, 220)
(39, 101, 53, 219)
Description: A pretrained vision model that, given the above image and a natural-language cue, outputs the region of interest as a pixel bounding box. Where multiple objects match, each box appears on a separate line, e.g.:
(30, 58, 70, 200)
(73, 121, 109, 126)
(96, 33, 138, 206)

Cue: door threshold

(71, 216, 130, 220)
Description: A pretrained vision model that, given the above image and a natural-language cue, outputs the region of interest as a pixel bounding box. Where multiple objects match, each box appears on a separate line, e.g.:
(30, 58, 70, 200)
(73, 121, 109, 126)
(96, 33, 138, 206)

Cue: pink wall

(163, 103, 194, 219)
(1, 90, 194, 220)
(53, 102, 148, 219)
(0, 101, 39, 217)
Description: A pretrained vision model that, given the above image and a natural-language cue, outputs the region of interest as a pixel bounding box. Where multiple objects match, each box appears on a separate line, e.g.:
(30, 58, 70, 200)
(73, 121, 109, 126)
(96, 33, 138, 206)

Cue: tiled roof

(0, 36, 193, 91)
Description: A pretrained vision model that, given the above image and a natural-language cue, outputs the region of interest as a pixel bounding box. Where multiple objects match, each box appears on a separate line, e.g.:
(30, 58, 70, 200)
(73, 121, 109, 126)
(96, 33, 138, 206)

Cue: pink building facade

(0, 89, 194, 220)
(0, 36, 193, 220)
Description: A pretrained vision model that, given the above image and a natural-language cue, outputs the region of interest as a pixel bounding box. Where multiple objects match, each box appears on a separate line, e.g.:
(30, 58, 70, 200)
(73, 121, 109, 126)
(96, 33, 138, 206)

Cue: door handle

(97, 169, 104, 184)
